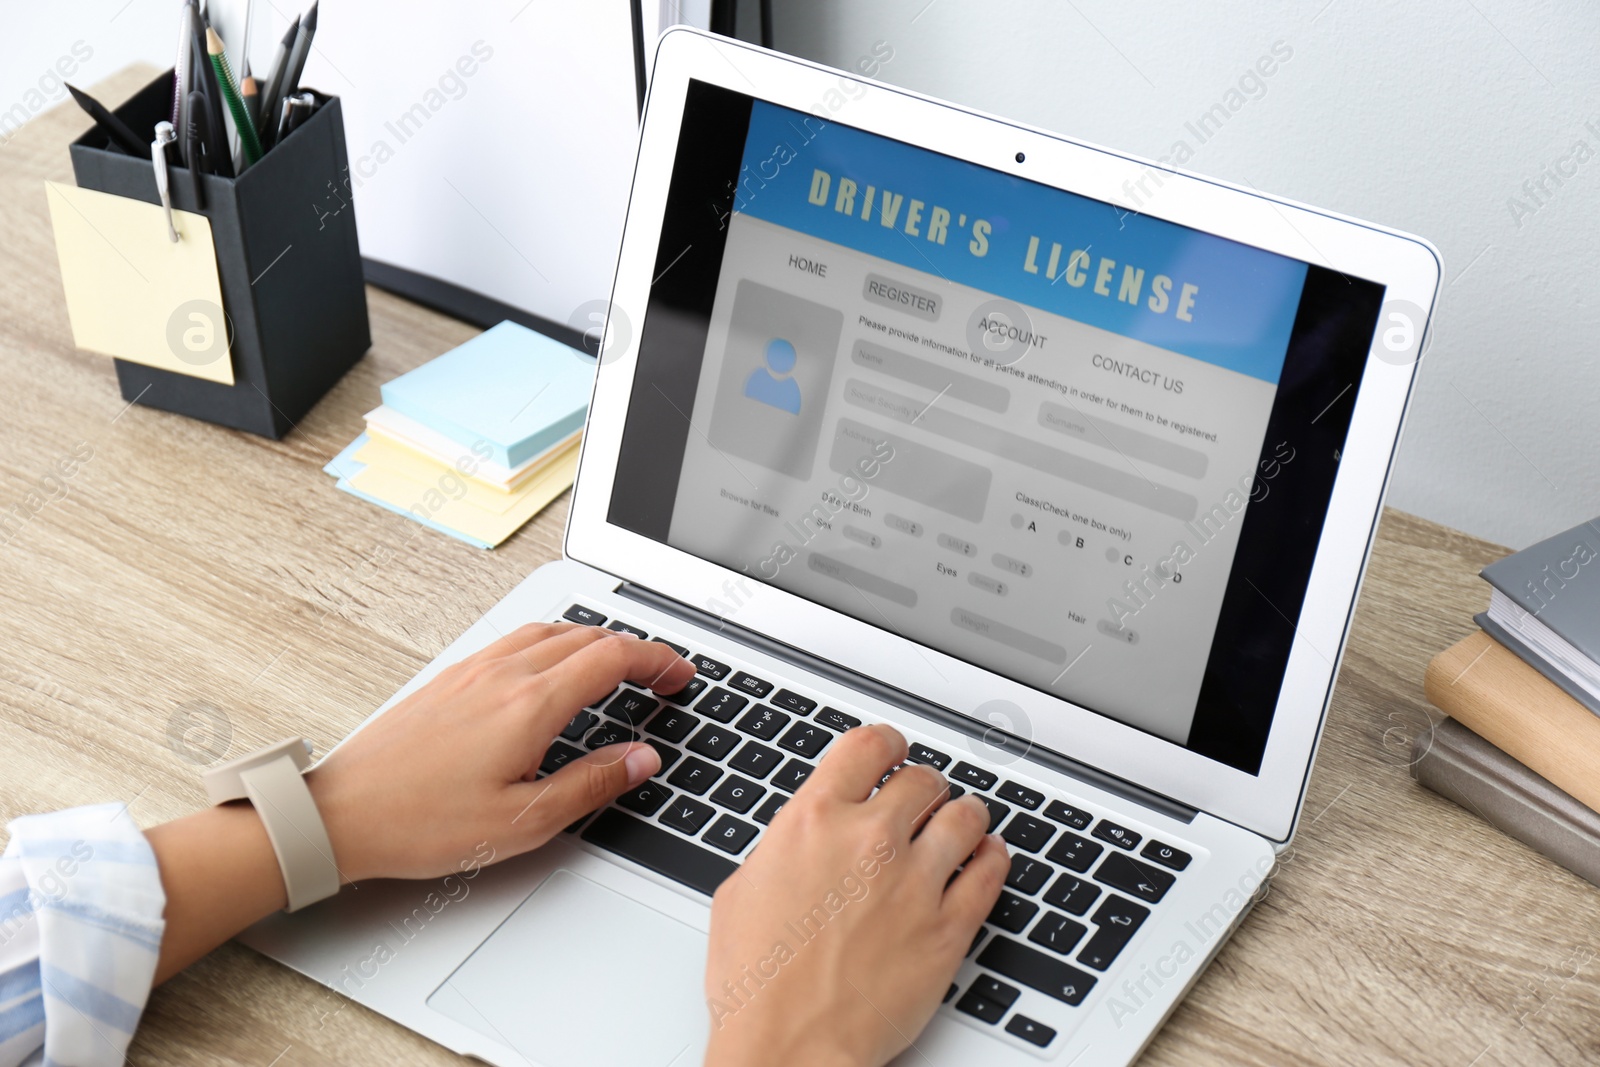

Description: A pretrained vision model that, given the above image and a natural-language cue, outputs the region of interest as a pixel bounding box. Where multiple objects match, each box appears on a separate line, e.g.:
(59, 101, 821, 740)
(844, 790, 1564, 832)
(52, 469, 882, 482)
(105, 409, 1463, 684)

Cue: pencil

(277, 1, 318, 132)
(258, 19, 298, 150)
(205, 26, 263, 165)
(64, 83, 147, 155)
(242, 74, 260, 135)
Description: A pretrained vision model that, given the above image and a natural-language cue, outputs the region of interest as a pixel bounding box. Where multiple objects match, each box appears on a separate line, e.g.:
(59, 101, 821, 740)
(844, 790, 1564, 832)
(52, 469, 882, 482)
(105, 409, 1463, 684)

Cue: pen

(273, 94, 292, 145)
(206, 27, 262, 166)
(152, 121, 179, 242)
(274, 91, 315, 144)
(171, 0, 195, 143)
(188, 3, 233, 178)
(258, 19, 298, 150)
(193, 84, 228, 180)
(285, 91, 316, 138)
(184, 94, 206, 206)
(65, 83, 147, 155)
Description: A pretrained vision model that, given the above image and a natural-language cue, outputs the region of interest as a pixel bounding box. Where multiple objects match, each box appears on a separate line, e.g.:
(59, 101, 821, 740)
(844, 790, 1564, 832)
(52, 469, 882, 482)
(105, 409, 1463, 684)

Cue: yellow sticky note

(348, 444, 578, 547)
(45, 181, 235, 385)
(353, 433, 579, 511)
(365, 419, 582, 494)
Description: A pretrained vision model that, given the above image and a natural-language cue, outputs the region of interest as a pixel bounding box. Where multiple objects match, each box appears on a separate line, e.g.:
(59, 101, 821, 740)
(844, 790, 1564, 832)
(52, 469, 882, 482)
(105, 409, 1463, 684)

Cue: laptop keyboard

(549, 603, 1199, 1051)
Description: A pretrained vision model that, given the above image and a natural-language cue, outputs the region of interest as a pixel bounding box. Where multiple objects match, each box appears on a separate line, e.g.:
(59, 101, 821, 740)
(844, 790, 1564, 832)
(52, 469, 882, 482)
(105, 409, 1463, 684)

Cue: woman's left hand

(305, 621, 695, 883)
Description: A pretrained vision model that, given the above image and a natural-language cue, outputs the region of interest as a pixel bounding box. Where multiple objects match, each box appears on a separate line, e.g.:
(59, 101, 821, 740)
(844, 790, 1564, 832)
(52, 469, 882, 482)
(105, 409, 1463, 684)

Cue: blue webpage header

(734, 101, 1309, 384)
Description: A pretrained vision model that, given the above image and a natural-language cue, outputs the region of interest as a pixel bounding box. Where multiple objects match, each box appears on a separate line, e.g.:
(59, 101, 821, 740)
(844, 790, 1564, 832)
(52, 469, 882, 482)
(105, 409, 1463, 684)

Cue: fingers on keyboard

(943, 834, 1011, 926)
(873, 761, 949, 831)
(561, 615, 1193, 1042)
(915, 794, 992, 874)
(810, 723, 907, 800)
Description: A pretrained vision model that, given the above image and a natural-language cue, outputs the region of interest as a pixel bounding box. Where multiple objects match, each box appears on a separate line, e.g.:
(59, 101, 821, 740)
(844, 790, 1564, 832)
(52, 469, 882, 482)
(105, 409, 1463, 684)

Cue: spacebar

(581, 808, 738, 897)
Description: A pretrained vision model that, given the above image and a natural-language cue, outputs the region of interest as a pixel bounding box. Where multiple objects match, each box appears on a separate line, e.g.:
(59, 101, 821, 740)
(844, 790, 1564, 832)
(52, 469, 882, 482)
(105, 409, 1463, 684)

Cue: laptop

(241, 27, 1439, 1066)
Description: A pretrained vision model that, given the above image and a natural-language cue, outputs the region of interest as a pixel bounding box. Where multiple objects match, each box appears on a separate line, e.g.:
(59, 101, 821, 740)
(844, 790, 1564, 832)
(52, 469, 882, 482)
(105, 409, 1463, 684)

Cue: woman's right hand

(702, 723, 1009, 1067)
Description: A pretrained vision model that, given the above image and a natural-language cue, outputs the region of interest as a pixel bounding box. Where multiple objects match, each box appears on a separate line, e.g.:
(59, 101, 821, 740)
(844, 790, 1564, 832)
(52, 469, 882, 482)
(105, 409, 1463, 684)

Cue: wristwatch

(201, 737, 340, 911)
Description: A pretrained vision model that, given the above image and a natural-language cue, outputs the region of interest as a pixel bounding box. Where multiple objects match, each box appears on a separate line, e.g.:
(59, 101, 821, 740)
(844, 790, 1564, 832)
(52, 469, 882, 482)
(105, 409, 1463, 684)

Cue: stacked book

(1416, 517, 1600, 886)
(326, 321, 592, 548)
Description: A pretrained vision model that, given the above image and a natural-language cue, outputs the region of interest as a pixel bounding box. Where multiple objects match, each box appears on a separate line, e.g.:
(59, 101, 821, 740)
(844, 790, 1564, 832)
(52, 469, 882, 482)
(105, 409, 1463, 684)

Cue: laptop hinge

(616, 581, 1198, 825)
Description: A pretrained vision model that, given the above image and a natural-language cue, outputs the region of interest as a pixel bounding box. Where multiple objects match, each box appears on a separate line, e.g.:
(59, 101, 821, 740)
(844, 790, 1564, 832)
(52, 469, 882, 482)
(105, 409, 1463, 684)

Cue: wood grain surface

(1, 66, 1595, 1067)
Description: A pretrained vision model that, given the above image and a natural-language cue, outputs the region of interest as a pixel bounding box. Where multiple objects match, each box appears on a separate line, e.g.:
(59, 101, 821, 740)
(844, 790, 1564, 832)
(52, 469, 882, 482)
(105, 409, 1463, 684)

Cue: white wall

(1, 4, 167, 146)
(0, 1, 295, 149)
(772, 0, 1600, 550)
(7, 1, 1596, 549)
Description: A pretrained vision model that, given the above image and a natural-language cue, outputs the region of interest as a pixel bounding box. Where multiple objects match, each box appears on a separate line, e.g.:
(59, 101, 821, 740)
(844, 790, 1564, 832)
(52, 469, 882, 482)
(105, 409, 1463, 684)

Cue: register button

(863, 273, 941, 321)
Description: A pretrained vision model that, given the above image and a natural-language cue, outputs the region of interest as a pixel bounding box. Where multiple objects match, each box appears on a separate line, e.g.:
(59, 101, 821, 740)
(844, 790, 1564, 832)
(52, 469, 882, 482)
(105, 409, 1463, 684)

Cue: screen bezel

(566, 28, 1440, 843)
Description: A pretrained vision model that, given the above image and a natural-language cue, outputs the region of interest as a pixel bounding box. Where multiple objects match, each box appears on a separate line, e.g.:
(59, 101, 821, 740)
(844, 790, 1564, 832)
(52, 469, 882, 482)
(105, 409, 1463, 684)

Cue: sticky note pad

(352, 435, 570, 514)
(363, 404, 581, 492)
(45, 181, 234, 385)
(345, 438, 580, 548)
(379, 321, 593, 469)
(327, 435, 492, 549)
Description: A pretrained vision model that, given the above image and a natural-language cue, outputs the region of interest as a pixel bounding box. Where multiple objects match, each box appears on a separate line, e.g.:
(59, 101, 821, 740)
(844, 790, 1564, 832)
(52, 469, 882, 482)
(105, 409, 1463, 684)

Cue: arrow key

(954, 989, 1006, 1024)
(970, 974, 1020, 1010)
(1005, 1014, 1057, 1047)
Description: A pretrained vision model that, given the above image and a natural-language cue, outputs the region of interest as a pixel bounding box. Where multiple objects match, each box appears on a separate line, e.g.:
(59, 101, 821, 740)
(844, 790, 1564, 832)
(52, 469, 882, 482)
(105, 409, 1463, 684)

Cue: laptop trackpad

(427, 868, 709, 1066)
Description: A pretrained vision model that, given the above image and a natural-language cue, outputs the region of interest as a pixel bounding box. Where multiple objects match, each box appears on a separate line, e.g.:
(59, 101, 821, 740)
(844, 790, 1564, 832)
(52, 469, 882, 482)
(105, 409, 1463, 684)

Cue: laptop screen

(609, 81, 1386, 775)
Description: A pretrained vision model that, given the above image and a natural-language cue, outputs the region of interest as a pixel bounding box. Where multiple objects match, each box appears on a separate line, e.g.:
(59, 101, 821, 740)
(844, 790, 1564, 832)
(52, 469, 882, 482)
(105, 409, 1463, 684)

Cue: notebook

(1480, 517, 1600, 713)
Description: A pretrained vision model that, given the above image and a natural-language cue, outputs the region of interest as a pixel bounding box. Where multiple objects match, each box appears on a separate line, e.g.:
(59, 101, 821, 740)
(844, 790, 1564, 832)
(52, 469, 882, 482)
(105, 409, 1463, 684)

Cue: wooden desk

(2, 68, 1596, 1067)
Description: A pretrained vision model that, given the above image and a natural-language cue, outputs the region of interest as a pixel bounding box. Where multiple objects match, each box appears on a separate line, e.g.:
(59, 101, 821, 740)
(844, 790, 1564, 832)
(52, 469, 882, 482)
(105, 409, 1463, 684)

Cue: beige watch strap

(202, 738, 340, 911)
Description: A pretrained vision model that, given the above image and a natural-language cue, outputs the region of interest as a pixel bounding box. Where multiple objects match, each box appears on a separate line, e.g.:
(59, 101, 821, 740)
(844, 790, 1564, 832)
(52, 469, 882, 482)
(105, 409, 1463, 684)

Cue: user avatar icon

(743, 337, 802, 415)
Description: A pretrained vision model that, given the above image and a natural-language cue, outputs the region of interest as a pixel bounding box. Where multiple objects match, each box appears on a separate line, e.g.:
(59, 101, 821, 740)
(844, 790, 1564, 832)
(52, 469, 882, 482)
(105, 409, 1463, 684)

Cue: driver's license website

(665, 101, 1310, 745)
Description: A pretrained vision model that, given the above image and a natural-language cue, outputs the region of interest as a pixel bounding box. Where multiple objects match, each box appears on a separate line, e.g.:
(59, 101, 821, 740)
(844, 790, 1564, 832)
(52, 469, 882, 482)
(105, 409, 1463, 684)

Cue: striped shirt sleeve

(0, 803, 166, 1067)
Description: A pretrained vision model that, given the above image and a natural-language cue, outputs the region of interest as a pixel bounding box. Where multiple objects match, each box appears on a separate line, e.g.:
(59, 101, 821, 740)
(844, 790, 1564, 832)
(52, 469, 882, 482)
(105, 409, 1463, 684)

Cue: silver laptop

(242, 27, 1439, 1065)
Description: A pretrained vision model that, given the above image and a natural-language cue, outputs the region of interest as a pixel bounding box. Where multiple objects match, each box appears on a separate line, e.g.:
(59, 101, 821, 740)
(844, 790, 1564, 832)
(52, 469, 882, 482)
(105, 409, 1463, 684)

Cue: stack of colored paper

(325, 321, 593, 548)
